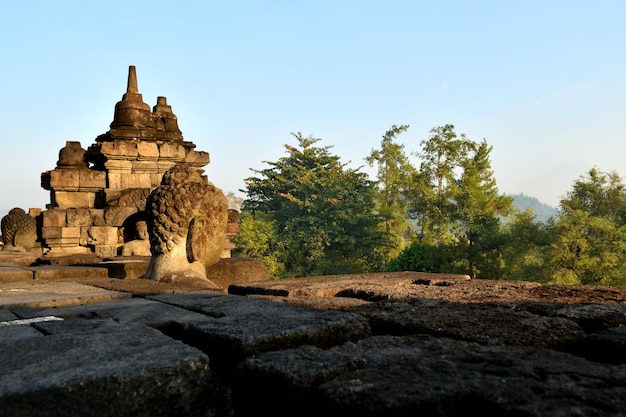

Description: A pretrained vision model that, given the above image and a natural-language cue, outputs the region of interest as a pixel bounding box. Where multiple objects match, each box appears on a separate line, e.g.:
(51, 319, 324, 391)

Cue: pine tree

(239, 133, 384, 277)
(366, 124, 416, 265)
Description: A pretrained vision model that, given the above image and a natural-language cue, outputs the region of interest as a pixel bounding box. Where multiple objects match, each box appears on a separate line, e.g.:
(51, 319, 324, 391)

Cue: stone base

(205, 257, 270, 292)
(97, 257, 151, 279)
(0, 252, 39, 267)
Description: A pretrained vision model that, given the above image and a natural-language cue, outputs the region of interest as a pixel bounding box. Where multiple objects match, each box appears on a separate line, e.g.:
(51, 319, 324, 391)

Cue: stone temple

(37, 66, 237, 259)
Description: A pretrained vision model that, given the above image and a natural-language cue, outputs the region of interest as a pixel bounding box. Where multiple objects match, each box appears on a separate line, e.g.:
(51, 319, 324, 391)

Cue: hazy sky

(2, 1, 625, 210)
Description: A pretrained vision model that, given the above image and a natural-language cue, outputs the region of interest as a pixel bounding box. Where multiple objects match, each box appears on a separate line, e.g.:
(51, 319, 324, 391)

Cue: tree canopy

(549, 168, 626, 287)
(235, 133, 384, 278)
(366, 124, 415, 265)
(233, 127, 626, 290)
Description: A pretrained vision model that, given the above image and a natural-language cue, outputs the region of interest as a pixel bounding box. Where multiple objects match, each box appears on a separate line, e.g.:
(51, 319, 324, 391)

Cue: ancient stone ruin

(29, 65, 238, 259)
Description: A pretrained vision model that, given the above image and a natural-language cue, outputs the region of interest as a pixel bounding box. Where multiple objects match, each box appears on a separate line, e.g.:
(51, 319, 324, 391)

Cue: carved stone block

(54, 191, 96, 209)
(150, 173, 163, 188)
(107, 173, 122, 190)
(100, 141, 138, 159)
(120, 173, 152, 189)
(88, 226, 118, 246)
(137, 142, 159, 161)
(45, 237, 81, 247)
(48, 169, 80, 191)
(185, 150, 210, 166)
(41, 227, 62, 239)
(94, 245, 117, 258)
(90, 209, 106, 226)
(225, 223, 240, 235)
(42, 209, 67, 227)
(79, 226, 89, 246)
(79, 170, 106, 190)
(158, 143, 186, 160)
(61, 227, 81, 238)
(131, 160, 160, 173)
(157, 161, 176, 171)
(66, 208, 92, 227)
(104, 160, 133, 172)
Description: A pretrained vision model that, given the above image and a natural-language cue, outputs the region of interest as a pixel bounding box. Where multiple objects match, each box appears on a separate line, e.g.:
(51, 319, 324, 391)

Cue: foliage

(411, 124, 475, 244)
(395, 125, 512, 278)
(453, 139, 513, 278)
(231, 211, 285, 278)
(386, 241, 466, 274)
(236, 133, 385, 278)
(234, 125, 626, 289)
(366, 124, 416, 265)
(548, 168, 626, 288)
(501, 209, 553, 283)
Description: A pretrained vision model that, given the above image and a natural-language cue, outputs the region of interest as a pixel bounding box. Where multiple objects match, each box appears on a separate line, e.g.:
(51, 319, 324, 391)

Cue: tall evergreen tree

(392, 125, 511, 279)
(501, 209, 553, 283)
(238, 133, 384, 278)
(454, 140, 513, 278)
(366, 124, 416, 265)
(411, 124, 475, 243)
(549, 168, 626, 288)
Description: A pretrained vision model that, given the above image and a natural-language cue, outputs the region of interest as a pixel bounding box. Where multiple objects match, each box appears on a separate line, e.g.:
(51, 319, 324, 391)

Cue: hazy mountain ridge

(509, 193, 558, 222)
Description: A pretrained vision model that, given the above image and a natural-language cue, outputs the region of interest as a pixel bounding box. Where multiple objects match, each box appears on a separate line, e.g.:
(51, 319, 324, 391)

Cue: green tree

(548, 168, 626, 288)
(454, 140, 513, 278)
(238, 133, 384, 278)
(366, 124, 416, 265)
(501, 209, 553, 283)
(411, 124, 475, 243)
(231, 211, 285, 278)
(398, 126, 510, 278)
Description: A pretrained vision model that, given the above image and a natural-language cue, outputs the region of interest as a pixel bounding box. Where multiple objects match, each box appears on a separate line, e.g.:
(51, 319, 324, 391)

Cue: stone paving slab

(24, 265, 109, 280)
(0, 309, 44, 341)
(2, 275, 626, 416)
(148, 293, 372, 367)
(90, 258, 150, 279)
(234, 334, 626, 417)
(0, 281, 130, 309)
(15, 297, 214, 335)
(2, 293, 373, 415)
(0, 252, 38, 267)
(0, 325, 212, 417)
(0, 266, 33, 282)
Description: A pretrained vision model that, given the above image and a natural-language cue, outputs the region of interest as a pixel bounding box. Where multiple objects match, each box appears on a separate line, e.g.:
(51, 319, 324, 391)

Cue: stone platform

(1, 267, 626, 416)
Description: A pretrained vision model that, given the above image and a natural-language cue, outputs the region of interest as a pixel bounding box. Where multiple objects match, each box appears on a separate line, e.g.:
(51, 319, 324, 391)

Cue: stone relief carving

(104, 188, 151, 227)
(121, 220, 151, 256)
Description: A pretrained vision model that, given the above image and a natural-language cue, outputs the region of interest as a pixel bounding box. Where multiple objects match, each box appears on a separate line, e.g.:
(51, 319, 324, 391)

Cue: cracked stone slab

(358, 298, 587, 348)
(0, 266, 33, 282)
(234, 334, 626, 417)
(24, 265, 109, 280)
(0, 325, 212, 417)
(13, 297, 213, 336)
(149, 293, 371, 365)
(0, 309, 43, 341)
(0, 281, 130, 309)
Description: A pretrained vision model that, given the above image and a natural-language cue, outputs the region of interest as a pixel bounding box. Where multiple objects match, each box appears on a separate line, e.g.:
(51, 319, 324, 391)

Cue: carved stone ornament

(1, 208, 38, 252)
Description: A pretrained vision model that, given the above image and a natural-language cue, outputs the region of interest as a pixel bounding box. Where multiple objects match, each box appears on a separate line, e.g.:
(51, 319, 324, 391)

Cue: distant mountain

(508, 193, 558, 222)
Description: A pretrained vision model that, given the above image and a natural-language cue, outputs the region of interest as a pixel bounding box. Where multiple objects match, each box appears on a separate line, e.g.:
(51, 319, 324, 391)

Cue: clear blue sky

(2, 0, 625, 210)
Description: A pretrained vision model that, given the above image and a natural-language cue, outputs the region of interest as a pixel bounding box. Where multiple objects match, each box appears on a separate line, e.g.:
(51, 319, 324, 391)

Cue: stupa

(39, 66, 235, 258)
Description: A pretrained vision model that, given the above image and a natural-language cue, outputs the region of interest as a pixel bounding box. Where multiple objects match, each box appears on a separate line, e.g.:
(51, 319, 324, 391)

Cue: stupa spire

(126, 65, 139, 94)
